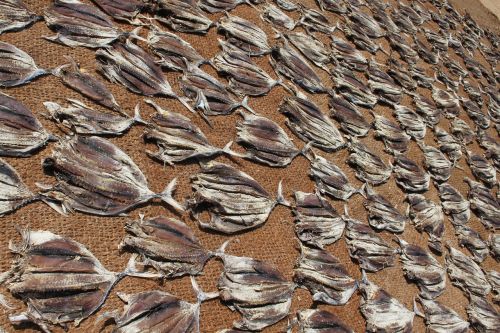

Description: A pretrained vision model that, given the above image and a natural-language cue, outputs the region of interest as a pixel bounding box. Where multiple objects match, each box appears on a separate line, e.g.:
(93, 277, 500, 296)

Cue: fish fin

(413, 298, 425, 317)
(158, 178, 185, 212)
(190, 276, 219, 304)
(240, 96, 256, 114)
(133, 103, 148, 125)
(276, 180, 291, 207)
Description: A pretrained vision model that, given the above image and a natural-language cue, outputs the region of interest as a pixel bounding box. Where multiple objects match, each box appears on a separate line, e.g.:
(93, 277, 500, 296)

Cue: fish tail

(276, 180, 291, 207)
(240, 96, 256, 114)
(133, 103, 148, 125)
(190, 276, 219, 304)
(413, 298, 425, 317)
(158, 178, 185, 212)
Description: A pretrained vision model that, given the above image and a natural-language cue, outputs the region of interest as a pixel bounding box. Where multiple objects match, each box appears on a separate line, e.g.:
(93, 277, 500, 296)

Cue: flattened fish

(446, 245, 491, 296)
(281, 31, 330, 72)
(489, 233, 500, 260)
(364, 184, 406, 234)
(293, 309, 354, 333)
(464, 150, 496, 188)
(367, 62, 402, 106)
(297, 7, 333, 34)
(413, 93, 440, 127)
(406, 194, 444, 253)
(316, 0, 348, 14)
(292, 191, 345, 249)
(155, 0, 212, 34)
(419, 143, 452, 182)
(433, 127, 462, 164)
(294, 245, 357, 305)
(329, 92, 370, 137)
(218, 13, 270, 56)
(393, 154, 430, 193)
(387, 32, 418, 64)
(0, 41, 47, 87)
(91, 0, 147, 23)
(393, 105, 426, 140)
(461, 98, 490, 130)
(414, 297, 469, 333)
(330, 36, 368, 72)
(372, 112, 411, 155)
(465, 177, 500, 230)
(340, 23, 382, 54)
(488, 270, 499, 303)
(450, 118, 474, 145)
(0, 0, 41, 34)
(331, 68, 378, 108)
(40, 135, 183, 215)
(0, 158, 38, 216)
(436, 183, 470, 226)
(200, 0, 262, 13)
(275, 0, 299, 11)
(431, 86, 460, 118)
(477, 130, 500, 171)
(348, 9, 385, 38)
(455, 225, 488, 263)
(348, 137, 392, 185)
(467, 295, 500, 332)
(261, 4, 295, 30)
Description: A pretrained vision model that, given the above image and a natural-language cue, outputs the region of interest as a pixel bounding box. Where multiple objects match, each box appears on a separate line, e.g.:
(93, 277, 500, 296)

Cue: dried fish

(344, 213, 396, 272)
(331, 68, 378, 108)
(279, 94, 344, 151)
(410, 65, 434, 90)
(444, 56, 468, 79)
(0, 0, 41, 34)
(261, 4, 295, 30)
(292, 191, 345, 249)
(414, 297, 469, 333)
(297, 7, 333, 34)
(364, 184, 406, 234)
(391, 9, 417, 35)
(218, 13, 270, 56)
(0, 158, 38, 216)
(433, 127, 462, 164)
(316, 0, 348, 14)
(446, 245, 491, 296)
(330, 36, 368, 72)
(329, 92, 370, 137)
(294, 309, 354, 333)
(348, 137, 392, 184)
(91, 0, 147, 23)
(397, 239, 446, 299)
(450, 118, 475, 145)
(477, 130, 500, 170)
(489, 233, 500, 260)
(412, 94, 440, 128)
(432, 87, 460, 117)
(359, 272, 415, 332)
(274, 0, 299, 11)
(236, 111, 299, 167)
(467, 294, 500, 332)
(413, 36, 439, 65)
(348, 9, 385, 38)
(340, 23, 383, 54)
(406, 194, 444, 254)
(424, 28, 448, 52)
(464, 150, 497, 188)
(387, 32, 418, 64)
(217, 252, 295, 331)
(387, 60, 417, 91)
(0, 41, 48, 87)
(294, 245, 357, 305)
(372, 112, 411, 155)
(393, 105, 426, 140)
(434, 67, 459, 92)
(200, 0, 261, 13)
(121, 216, 213, 277)
(461, 98, 490, 130)
(419, 143, 452, 182)
(436, 183, 470, 226)
(40, 135, 183, 215)
(488, 270, 499, 303)
(455, 225, 488, 263)
(367, 62, 402, 106)
(393, 154, 430, 193)
(155, 0, 212, 34)
(282, 31, 330, 72)
(44, 0, 125, 48)
(371, 6, 400, 34)
(465, 177, 500, 230)
(188, 162, 287, 234)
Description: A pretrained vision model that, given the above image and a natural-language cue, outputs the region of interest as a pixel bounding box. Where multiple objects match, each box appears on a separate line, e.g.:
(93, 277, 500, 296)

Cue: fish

(154, 0, 212, 34)
(218, 13, 270, 56)
(372, 112, 411, 155)
(316, 0, 348, 13)
(436, 183, 470, 226)
(433, 126, 462, 164)
(0, 41, 48, 87)
(363, 184, 406, 234)
(465, 177, 500, 230)
(371, 6, 400, 34)
(489, 233, 500, 261)
(331, 67, 378, 108)
(406, 194, 445, 254)
(279, 93, 344, 151)
(0, 0, 41, 34)
(398, 0, 424, 26)
(414, 297, 469, 333)
(423, 28, 448, 52)
(367, 62, 402, 106)
(464, 150, 497, 188)
(455, 225, 488, 263)
(460, 98, 490, 129)
(443, 56, 468, 79)
(348, 9, 385, 38)
(387, 32, 419, 64)
(340, 23, 384, 54)
(40, 135, 183, 215)
(488, 270, 499, 303)
(280, 31, 331, 72)
(236, 111, 300, 167)
(391, 9, 417, 35)
(44, 0, 126, 48)
(393, 105, 426, 140)
(0, 158, 38, 216)
(450, 118, 475, 145)
(446, 245, 491, 296)
(418, 142, 452, 182)
(294, 245, 357, 305)
(292, 191, 345, 249)
(477, 130, 500, 171)
(261, 4, 295, 30)
(434, 67, 459, 92)
(393, 154, 430, 193)
(386, 60, 417, 91)
(200, 0, 262, 13)
(293, 309, 354, 333)
(348, 137, 392, 184)
(330, 36, 368, 72)
(274, 0, 299, 11)
(467, 294, 500, 332)
(297, 7, 334, 34)
(91, 0, 149, 24)
(329, 92, 370, 137)
(217, 251, 295, 331)
(121, 215, 213, 278)
(188, 162, 288, 234)
(359, 272, 415, 332)
(397, 238, 446, 299)
(409, 65, 435, 89)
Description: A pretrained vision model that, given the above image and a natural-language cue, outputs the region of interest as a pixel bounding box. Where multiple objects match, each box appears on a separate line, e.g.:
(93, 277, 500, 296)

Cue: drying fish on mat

(399, 1, 425, 25)
(393, 105, 426, 140)
(461, 98, 490, 130)
(296, 7, 333, 34)
(348, 9, 385, 38)
(142, 100, 235, 165)
(359, 272, 415, 332)
(147, 26, 206, 72)
(91, 0, 149, 24)
(465, 177, 500, 230)
(347, 137, 392, 185)
(486, 94, 500, 124)
(279, 31, 330, 72)
(450, 118, 475, 145)
(370, 5, 399, 34)
(44, 0, 127, 48)
(188, 162, 288, 234)
(306, 149, 358, 201)
(270, 43, 325, 94)
(261, 4, 295, 30)
(464, 150, 497, 188)
(200, 0, 262, 13)
(292, 309, 354, 333)
(446, 245, 491, 296)
(488, 270, 499, 303)
(236, 111, 300, 167)
(0, 0, 41, 34)
(489, 234, 500, 261)
(387, 32, 418, 64)
(419, 143, 452, 182)
(406, 194, 444, 254)
(397, 239, 446, 299)
(372, 112, 411, 155)
(423, 28, 448, 52)
(414, 297, 469, 333)
(316, 0, 348, 14)
(121, 215, 214, 278)
(462, 80, 484, 106)
(455, 225, 488, 263)
(294, 245, 357, 305)
(154, 0, 212, 34)
(331, 68, 378, 108)
(279, 92, 344, 151)
(218, 13, 270, 56)
(391, 9, 417, 35)
(292, 191, 345, 249)
(0, 41, 48, 87)
(101, 278, 218, 333)
(217, 250, 295, 331)
(443, 56, 469, 79)
(0, 159, 38, 216)
(477, 130, 500, 171)
(329, 92, 370, 137)
(212, 40, 279, 97)
(410, 65, 434, 90)
(467, 294, 500, 332)
(436, 183, 470, 226)
(344, 212, 397, 272)
(330, 36, 368, 72)
(431, 86, 460, 118)
(274, 0, 299, 11)
(386, 59, 417, 91)
(413, 36, 439, 65)
(43, 100, 144, 136)
(363, 184, 407, 234)
(434, 67, 459, 92)
(340, 23, 384, 54)
(40, 135, 184, 215)
(367, 62, 402, 106)
(433, 127, 462, 164)
(393, 154, 430, 193)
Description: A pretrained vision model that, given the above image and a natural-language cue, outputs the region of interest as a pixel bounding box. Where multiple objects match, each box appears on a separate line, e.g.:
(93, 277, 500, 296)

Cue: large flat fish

(467, 295, 500, 333)
(0, 41, 47, 87)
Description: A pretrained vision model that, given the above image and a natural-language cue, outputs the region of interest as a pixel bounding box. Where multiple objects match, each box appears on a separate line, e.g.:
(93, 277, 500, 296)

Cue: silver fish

(367, 62, 402, 106)
(393, 105, 426, 140)
(398, 1, 424, 26)
(462, 80, 483, 107)
(0, 158, 38, 216)
(371, 6, 400, 34)
(423, 28, 448, 52)
(477, 130, 500, 171)
(464, 150, 497, 188)
(0, 41, 47, 87)
(444, 56, 469, 79)
(297, 7, 334, 34)
(488, 270, 499, 303)
(450, 118, 475, 145)
(218, 13, 270, 56)
(274, 0, 299, 11)
(446, 245, 491, 296)
(410, 65, 435, 90)
(387, 32, 418, 64)
(340, 23, 383, 54)
(460, 98, 490, 130)
(330, 36, 368, 72)
(467, 294, 500, 332)
(261, 4, 295, 30)
(332, 68, 378, 108)
(293, 309, 354, 333)
(419, 142, 452, 182)
(281, 31, 330, 72)
(329, 92, 370, 137)
(414, 37, 439, 65)
(0, 0, 41, 34)
(386, 60, 417, 91)
(455, 225, 488, 263)
(489, 233, 500, 261)
(200, 0, 262, 13)
(364, 184, 406, 234)
(391, 9, 417, 35)
(393, 154, 430, 193)
(316, 0, 348, 13)
(414, 297, 469, 333)
(433, 126, 462, 164)
(372, 112, 411, 155)
(436, 182, 470, 226)
(91, 0, 148, 24)
(348, 9, 385, 38)
(465, 177, 500, 230)
(154, 0, 212, 34)
(348, 137, 392, 184)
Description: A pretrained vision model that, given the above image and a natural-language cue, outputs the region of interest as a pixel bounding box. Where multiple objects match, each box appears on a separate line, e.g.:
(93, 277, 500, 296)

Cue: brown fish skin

(155, 0, 212, 34)
(0, 41, 48, 87)
(0, 0, 42, 34)
(0, 158, 37, 216)
(294, 309, 354, 333)
(415, 297, 469, 333)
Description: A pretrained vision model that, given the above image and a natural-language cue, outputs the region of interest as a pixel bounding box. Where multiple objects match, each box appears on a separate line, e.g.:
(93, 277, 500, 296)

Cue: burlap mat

(0, 0, 498, 332)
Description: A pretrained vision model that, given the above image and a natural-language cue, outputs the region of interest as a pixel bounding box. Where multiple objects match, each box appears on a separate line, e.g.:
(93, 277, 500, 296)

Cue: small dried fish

(340, 23, 383, 54)
(465, 177, 500, 230)
(274, 0, 299, 11)
(236, 111, 299, 167)
(91, 0, 147, 23)
(413, 36, 439, 65)
(364, 184, 406, 234)
(372, 112, 411, 155)
(432, 86, 460, 117)
(316, 0, 348, 14)
(293, 309, 354, 333)
(367, 62, 402, 106)
(348, 137, 392, 185)
(467, 294, 500, 332)
(387, 32, 418, 64)
(371, 6, 400, 34)
(433, 126, 462, 164)
(330, 36, 368, 72)
(387, 60, 417, 91)
(446, 245, 491, 296)
(406, 194, 444, 253)
(348, 9, 385, 38)
(281, 31, 330, 72)
(397, 239, 446, 299)
(461, 98, 490, 130)
(455, 225, 488, 263)
(188, 162, 287, 234)
(0, 158, 38, 216)
(477, 130, 500, 170)
(218, 13, 270, 56)
(489, 233, 500, 260)
(436, 183, 470, 226)
(359, 272, 415, 332)
(331, 68, 378, 108)
(391, 9, 417, 35)
(419, 143, 452, 182)
(450, 118, 475, 145)
(393, 154, 430, 193)
(464, 150, 497, 188)
(423, 28, 448, 52)
(414, 297, 469, 333)
(294, 245, 357, 305)
(488, 270, 500, 303)
(410, 65, 434, 89)
(329, 92, 370, 137)
(0, 41, 47, 87)
(0, 0, 41, 34)
(40, 135, 183, 215)
(217, 252, 295, 331)
(292, 191, 345, 249)
(393, 105, 426, 140)
(155, 0, 212, 34)
(444, 56, 468, 79)
(200, 0, 261, 13)
(434, 67, 459, 92)
(297, 7, 333, 34)
(261, 4, 295, 30)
